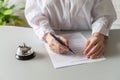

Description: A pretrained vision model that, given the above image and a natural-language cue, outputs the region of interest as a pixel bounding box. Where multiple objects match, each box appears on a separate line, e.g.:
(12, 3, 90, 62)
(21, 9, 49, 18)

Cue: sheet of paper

(45, 32, 106, 69)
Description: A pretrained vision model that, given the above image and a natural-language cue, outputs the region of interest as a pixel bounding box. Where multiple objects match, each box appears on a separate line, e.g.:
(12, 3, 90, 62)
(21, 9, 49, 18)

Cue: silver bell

(16, 43, 35, 60)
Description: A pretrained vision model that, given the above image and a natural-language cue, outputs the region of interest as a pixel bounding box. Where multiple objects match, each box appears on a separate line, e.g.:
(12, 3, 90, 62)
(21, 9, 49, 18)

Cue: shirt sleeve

(91, 0, 117, 36)
(25, 0, 54, 42)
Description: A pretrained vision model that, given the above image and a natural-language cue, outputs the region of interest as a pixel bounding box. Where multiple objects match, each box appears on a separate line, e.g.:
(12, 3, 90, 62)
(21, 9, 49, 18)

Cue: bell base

(15, 52, 35, 60)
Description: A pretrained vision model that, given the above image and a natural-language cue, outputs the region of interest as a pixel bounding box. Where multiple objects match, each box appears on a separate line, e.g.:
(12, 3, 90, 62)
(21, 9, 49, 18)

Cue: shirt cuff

(33, 26, 54, 42)
(92, 22, 110, 36)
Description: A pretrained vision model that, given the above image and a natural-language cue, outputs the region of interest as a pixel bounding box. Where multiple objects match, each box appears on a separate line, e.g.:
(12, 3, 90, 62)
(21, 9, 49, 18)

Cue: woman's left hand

(83, 32, 105, 59)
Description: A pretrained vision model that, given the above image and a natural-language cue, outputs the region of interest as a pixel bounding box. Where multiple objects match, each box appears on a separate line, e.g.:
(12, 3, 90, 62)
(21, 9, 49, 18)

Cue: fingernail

(83, 50, 86, 54)
(83, 51, 85, 54)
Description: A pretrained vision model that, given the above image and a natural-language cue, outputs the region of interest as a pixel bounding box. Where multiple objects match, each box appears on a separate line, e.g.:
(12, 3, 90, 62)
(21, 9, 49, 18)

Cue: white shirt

(25, 0, 116, 41)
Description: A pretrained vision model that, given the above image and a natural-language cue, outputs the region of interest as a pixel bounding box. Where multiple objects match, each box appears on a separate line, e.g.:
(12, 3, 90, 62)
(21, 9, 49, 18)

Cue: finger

(85, 41, 102, 56)
(95, 50, 104, 58)
(50, 45, 58, 53)
(94, 44, 105, 58)
(89, 46, 104, 59)
(49, 43, 57, 53)
(49, 41, 57, 50)
(83, 40, 90, 54)
(49, 41, 61, 53)
(87, 47, 103, 58)
(50, 42, 68, 54)
(59, 46, 68, 54)
(57, 36, 69, 51)
(58, 41, 69, 53)
(85, 36, 100, 51)
(90, 49, 104, 59)
(84, 41, 96, 55)
(49, 43, 55, 47)
(59, 36, 69, 45)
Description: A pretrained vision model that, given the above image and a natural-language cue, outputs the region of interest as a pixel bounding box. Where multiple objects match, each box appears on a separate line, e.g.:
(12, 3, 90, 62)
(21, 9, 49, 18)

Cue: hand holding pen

(44, 32, 74, 54)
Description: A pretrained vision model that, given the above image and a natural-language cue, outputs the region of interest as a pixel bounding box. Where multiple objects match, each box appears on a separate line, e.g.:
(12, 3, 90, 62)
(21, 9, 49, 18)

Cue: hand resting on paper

(83, 32, 105, 59)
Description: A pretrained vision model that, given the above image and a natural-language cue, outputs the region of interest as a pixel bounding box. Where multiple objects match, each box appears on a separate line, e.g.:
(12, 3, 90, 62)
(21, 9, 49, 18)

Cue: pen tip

(69, 49, 75, 54)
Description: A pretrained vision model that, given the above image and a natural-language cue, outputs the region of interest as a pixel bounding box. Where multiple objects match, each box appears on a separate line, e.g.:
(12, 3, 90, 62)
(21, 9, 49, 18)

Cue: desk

(0, 26, 120, 80)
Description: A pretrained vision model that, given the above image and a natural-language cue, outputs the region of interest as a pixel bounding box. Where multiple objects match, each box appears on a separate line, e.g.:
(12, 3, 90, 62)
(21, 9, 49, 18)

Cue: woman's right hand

(44, 32, 69, 54)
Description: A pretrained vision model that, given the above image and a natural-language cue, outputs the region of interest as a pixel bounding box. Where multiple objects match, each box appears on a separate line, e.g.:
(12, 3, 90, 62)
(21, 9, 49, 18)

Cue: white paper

(45, 32, 106, 69)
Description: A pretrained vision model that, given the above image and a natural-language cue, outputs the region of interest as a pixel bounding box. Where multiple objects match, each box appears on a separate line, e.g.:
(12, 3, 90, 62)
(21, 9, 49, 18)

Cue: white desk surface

(0, 26, 120, 80)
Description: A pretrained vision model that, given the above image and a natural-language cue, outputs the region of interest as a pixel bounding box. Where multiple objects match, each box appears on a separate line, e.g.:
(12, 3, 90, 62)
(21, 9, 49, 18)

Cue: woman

(25, 0, 116, 59)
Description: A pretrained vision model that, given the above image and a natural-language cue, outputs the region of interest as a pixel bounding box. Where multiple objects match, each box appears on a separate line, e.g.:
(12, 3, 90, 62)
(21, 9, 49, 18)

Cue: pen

(50, 33, 75, 54)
